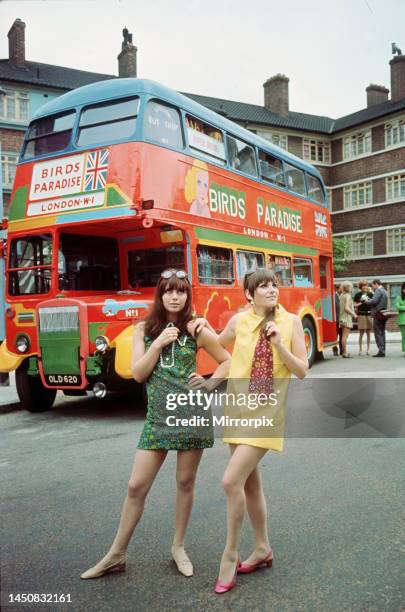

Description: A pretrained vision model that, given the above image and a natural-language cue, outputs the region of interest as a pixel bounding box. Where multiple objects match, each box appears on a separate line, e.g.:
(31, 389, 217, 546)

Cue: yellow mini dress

(223, 304, 294, 452)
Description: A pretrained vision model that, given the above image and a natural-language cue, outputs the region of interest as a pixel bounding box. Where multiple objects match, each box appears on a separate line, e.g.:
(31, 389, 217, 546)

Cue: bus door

(319, 255, 336, 343)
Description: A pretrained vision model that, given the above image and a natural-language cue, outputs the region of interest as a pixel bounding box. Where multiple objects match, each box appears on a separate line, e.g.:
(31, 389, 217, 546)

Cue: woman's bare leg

(228, 444, 271, 565)
(341, 327, 350, 356)
(171, 449, 204, 574)
(358, 330, 364, 354)
(366, 330, 371, 354)
(81, 449, 167, 577)
(217, 444, 268, 583)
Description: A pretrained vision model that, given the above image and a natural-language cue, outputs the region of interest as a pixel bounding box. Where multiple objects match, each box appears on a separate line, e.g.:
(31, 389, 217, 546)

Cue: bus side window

(77, 97, 139, 147)
(307, 174, 324, 206)
(197, 246, 234, 285)
(293, 257, 313, 288)
(236, 250, 264, 279)
(144, 101, 184, 149)
(227, 136, 258, 177)
(258, 151, 285, 188)
(284, 163, 307, 197)
(268, 254, 293, 287)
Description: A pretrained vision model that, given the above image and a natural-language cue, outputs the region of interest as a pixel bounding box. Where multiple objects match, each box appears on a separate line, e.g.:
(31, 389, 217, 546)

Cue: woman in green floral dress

(81, 270, 230, 580)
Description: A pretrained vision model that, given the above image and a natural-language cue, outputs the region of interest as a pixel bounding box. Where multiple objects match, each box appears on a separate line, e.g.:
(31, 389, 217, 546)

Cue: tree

(333, 236, 352, 273)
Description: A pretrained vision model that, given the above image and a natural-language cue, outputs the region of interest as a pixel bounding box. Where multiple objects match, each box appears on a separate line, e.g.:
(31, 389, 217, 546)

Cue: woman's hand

(152, 326, 179, 350)
(264, 321, 282, 347)
(187, 372, 209, 390)
(187, 318, 207, 337)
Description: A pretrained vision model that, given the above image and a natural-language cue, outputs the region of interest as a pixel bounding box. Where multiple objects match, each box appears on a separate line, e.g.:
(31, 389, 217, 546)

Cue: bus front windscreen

(58, 233, 120, 291)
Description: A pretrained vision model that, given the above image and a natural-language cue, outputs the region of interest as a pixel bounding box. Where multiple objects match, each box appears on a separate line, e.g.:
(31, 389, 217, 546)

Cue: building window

(385, 118, 405, 147)
(386, 175, 405, 201)
(303, 139, 330, 164)
(343, 182, 372, 209)
(1, 153, 18, 188)
(386, 227, 405, 254)
(256, 130, 288, 150)
(0, 88, 29, 122)
(326, 188, 332, 210)
(344, 233, 373, 258)
(343, 131, 371, 159)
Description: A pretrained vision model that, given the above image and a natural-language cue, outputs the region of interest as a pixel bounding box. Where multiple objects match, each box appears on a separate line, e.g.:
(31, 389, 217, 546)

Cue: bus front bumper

(0, 341, 26, 373)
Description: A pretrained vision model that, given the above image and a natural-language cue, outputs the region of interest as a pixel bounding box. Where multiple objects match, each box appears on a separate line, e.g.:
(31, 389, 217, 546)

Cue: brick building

(0, 19, 137, 217)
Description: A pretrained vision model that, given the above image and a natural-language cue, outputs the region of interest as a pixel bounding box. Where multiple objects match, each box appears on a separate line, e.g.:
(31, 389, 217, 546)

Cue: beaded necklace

(159, 322, 188, 369)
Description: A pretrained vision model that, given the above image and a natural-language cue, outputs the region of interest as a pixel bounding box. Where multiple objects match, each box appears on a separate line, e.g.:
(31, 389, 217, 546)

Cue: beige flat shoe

(80, 555, 127, 579)
(171, 546, 194, 577)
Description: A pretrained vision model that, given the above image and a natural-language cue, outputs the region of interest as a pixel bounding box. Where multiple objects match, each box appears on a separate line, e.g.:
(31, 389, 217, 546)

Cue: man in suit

(366, 279, 388, 357)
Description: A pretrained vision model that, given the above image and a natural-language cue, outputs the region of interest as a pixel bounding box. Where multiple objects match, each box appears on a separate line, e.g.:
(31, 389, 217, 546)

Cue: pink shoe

(214, 554, 240, 594)
(237, 549, 273, 574)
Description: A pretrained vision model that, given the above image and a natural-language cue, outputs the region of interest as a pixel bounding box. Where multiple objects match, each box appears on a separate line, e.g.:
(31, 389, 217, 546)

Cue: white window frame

(386, 227, 405, 254)
(343, 131, 372, 160)
(0, 88, 29, 122)
(384, 117, 405, 148)
(326, 188, 332, 210)
(256, 129, 288, 150)
(386, 174, 405, 202)
(343, 182, 373, 209)
(303, 138, 330, 164)
(1, 152, 18, 188)
(344, 233, 374, 258)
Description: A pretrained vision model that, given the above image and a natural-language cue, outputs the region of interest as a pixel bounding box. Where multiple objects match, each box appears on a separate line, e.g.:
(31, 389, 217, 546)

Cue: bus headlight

(15, 334, 30, 353)
(95, 335, 109, 353)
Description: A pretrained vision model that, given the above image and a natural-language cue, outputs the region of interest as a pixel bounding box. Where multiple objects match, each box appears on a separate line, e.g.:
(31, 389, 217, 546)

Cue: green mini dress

(137, 333, 214, 450)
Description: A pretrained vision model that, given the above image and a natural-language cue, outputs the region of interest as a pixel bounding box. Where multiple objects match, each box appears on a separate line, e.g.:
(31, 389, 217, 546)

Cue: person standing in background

(367, 280, 388, 358)
(339, 282, 356, 358)
(354, 280, 374, 355)
(395, 282, 405, 357)
(333, 284, 343, 356)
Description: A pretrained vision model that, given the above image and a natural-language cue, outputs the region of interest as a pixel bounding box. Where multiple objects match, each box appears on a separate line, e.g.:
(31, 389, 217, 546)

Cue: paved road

(1, 351, 404, 611)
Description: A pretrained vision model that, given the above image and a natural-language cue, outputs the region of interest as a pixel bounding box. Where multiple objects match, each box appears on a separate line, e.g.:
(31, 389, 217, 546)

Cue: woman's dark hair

(401, 281, 405, 295)
(243, 269, 279, 327)
(144, 272, 193, 339)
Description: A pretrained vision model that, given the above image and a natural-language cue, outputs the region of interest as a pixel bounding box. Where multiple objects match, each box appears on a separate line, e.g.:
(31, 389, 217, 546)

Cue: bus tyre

(16, 364, 57, 412)
(302, 317, 317, 368)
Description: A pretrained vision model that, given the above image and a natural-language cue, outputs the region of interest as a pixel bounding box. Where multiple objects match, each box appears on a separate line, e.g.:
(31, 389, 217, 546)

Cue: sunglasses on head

(161, 269, 188, 280)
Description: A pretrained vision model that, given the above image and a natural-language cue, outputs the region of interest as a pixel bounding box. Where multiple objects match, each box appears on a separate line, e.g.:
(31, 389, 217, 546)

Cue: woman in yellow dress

(192, 269, 308, 593)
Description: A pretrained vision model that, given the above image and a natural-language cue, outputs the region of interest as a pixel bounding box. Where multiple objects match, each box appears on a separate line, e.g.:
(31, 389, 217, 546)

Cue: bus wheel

(302, 317, 317, 368)
(16, 363, 57, 412)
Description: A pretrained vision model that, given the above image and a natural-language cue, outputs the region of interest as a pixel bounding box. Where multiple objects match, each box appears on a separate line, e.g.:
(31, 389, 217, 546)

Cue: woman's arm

(395, 296, 405, 311)
(187, 314, 239, 348)
(132, 323, 180, 383)
(265, 315, 308, 379)
(188, 328, 231, 391)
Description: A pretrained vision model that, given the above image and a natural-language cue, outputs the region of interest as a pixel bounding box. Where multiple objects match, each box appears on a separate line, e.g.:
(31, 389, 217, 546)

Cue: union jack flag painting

(84, 149, 109, 192)
(314, 210, 328, 239)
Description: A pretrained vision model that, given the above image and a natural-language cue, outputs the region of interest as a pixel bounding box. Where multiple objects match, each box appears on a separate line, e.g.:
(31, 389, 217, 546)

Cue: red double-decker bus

(0, 78, 336, 412)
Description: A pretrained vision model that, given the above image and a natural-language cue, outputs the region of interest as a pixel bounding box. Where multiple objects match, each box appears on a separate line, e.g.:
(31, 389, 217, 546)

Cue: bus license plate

(45, 374, 82, 387)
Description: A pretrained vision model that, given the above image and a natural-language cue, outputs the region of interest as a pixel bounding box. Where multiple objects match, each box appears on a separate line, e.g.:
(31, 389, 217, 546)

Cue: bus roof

(31, 78, 323, 180)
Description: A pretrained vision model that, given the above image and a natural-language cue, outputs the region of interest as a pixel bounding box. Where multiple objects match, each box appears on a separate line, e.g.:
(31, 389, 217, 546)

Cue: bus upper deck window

(284, 163, 307, 197)
(22, 112, 75, 160)
(77, 97, 139, 147)
(185, 115, 226, 165)
(307, 174, 325, 206)
(144, 101, 184, 148)
(227, 136, 258, 177)
(258, 151, 285, 187)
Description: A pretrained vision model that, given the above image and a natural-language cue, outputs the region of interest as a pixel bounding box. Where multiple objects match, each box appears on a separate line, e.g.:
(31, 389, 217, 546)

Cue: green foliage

(333, 236, 352, 273)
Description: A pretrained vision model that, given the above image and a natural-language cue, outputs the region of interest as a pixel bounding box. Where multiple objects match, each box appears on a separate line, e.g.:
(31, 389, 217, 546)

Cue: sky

(0, 0, 404, 119)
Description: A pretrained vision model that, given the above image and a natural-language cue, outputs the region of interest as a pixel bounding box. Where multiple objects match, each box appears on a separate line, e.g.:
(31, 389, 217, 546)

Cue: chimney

(8, 18, 26, 66)
(366, 84, 389, 107)
(117, 27, 137, 78)
(263, 74, 289, 117)
(390, 54, 405, 102)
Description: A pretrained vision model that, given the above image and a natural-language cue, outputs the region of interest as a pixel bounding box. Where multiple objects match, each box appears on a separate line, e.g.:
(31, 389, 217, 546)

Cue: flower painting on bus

(26, 149, 109, 217)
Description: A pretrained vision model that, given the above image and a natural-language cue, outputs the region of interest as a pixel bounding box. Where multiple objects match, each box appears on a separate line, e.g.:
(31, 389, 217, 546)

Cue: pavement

(1, 332, 403, 411)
